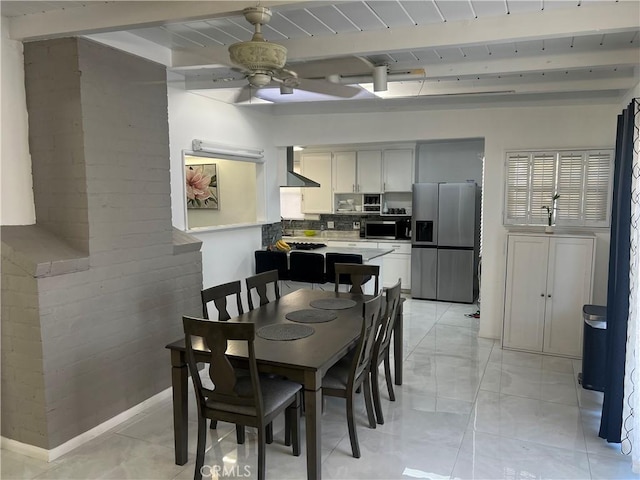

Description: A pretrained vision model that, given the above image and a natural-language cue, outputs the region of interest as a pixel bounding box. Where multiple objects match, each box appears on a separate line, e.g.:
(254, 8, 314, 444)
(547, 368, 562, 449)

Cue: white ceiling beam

(422, 49, 640, 79)
(85, 31, 173, 66)
(185, 77, 248, 90)
(415, 76, 635, 96)
(8, 0, 310, 41)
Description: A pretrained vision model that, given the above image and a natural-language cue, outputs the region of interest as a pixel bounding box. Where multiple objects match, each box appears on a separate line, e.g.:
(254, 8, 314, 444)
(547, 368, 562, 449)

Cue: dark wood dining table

(166, 288, 404, 480)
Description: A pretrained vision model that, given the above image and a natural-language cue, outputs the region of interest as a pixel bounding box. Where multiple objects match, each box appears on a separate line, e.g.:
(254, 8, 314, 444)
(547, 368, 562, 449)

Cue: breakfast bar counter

(310, 246, 394, 260)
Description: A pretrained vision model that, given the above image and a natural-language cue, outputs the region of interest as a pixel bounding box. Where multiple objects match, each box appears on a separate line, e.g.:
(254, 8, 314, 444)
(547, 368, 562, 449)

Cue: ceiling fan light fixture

(228, 41, 287, 72)
(247, 72, 273, 88)
(280, 84, 294, 94)
(373, 65, 388, 92)
(228, 6, 287, 79)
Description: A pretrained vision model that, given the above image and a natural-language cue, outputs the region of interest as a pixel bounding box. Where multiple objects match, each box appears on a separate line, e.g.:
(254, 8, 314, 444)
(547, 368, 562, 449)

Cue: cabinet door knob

(540, 293, 544, 297)
(547, 294, 552, 298)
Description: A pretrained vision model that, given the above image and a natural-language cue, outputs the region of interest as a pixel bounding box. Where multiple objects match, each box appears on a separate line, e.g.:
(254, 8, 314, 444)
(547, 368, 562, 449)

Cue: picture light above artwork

(192, 139, 264, 161)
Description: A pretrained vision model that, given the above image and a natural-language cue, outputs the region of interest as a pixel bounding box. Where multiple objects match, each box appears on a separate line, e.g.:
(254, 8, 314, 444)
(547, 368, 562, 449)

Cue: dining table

(166, 288, 404, 480)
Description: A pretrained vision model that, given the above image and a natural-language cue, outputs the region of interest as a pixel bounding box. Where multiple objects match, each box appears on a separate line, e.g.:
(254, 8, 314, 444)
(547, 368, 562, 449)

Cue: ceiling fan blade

(234, 85, 254, 103)
(289, 56, 374, 79)
(295, 78, 361, 98)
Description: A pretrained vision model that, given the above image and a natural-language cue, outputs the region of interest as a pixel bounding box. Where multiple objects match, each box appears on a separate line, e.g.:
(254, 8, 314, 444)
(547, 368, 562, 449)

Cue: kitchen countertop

(282, 233, 410, 244)
(310, 246, 394, 261)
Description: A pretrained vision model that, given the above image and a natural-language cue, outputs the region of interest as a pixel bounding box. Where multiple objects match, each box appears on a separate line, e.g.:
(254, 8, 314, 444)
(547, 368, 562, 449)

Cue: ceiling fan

(227, 6, 362, 102)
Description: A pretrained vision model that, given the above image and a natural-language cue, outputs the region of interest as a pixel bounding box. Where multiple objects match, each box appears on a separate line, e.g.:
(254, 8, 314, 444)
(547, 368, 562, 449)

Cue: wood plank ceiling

(3, 1, 639, 108)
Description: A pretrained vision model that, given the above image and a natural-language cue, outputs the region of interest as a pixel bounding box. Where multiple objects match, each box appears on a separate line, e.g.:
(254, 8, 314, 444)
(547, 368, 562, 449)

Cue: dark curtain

(599, 100, 635, 442)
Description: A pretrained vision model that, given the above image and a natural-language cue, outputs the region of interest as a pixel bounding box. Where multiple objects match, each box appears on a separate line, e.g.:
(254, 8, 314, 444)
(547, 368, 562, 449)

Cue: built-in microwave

(365, 220, 411, 240)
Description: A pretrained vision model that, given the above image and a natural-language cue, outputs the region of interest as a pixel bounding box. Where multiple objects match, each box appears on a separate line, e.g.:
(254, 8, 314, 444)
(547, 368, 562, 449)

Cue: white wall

(1, 17, 35, 225)
(272, 102, 619, 339)
(192, 226, 264, 291)
(167, 82, 279, 287)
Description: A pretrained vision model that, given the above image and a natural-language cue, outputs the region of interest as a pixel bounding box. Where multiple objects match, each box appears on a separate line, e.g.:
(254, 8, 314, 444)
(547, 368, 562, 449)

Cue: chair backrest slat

(183, 316, 262, 413)
(201, 280, 244, 321)
(375, 279, 401, 357)
(350, 294, 383, 385)
(325, 253, 362, 284)
(334, 263, 380, 294)
(245, 270, 280, 310)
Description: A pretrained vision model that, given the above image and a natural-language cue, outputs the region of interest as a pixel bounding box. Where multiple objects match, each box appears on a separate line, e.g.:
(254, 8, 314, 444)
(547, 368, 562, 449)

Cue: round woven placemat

(309, 298, 357, 310)
(256, 324, 315, 341)
(285, 309, 337, 323)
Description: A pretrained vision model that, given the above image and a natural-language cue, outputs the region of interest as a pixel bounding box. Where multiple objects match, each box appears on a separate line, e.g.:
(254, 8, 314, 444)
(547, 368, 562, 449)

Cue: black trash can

(580, 304, 607, 392)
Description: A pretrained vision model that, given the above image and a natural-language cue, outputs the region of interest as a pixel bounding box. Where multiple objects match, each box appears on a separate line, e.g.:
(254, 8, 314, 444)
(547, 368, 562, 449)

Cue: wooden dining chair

(183, 316, 302, 480)
(321, 294, 382, 458)
(334, 263, 380, 295)
(246, 270, 280, 310)
(201, 280, 244, 321)
(371, 279, 401, 425)
(201, 280, 247, 435)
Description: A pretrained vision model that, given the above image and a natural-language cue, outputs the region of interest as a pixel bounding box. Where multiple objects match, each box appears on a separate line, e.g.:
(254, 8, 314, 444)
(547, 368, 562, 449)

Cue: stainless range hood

(282, 146, 320, 188)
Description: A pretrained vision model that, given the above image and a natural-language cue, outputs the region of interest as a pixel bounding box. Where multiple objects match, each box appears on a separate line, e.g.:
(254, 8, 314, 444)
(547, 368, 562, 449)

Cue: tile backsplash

(262, 214, 411, 245)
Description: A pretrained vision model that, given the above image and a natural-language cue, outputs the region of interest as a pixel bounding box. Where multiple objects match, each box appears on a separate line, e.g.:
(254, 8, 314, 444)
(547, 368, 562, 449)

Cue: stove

(288, 242, 326, 250)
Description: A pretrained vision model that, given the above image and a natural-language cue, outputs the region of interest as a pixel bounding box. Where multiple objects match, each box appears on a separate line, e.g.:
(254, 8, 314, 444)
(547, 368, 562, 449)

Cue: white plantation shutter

(504, 153, 531, 224)
(583, 150, 613, 226)
(529, 153, 557, 224)
(504, 148, 613, 227)
(557, 152, 585, 224)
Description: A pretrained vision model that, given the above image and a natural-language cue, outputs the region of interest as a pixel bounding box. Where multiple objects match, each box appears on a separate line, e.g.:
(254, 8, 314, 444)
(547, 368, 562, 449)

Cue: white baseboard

(0, 437, 49, 461)
(1, 386, 172, 462)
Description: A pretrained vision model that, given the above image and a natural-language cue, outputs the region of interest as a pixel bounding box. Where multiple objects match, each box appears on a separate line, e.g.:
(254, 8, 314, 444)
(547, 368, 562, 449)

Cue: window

(184, 153, 259, 230)
(504, 149, 613, 227)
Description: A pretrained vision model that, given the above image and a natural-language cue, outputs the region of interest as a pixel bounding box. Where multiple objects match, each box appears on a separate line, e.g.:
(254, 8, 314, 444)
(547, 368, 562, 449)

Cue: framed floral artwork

(186, 164, 218, 209)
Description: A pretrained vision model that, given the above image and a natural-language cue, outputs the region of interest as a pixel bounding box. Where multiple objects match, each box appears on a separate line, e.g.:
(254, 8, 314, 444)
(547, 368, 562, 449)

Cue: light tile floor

(2, 298, 638, 480)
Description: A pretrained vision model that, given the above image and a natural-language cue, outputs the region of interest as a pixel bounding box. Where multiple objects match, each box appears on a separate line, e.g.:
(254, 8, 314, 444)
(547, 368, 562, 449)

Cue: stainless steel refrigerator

(411, 182, 480, 303)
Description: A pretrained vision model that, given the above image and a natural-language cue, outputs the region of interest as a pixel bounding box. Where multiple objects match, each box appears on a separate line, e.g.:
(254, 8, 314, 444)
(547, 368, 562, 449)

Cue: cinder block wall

(1, 37, 203, 450)
(25, 39, 89, 253)
(1, 254, 48, 448)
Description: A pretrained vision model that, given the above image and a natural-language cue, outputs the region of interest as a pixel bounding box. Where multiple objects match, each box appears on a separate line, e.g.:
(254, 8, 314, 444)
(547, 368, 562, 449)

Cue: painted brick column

(2, 37, 203, 452)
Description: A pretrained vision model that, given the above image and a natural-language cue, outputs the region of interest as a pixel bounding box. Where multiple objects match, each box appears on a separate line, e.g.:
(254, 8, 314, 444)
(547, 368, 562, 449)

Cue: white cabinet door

(334, 151, 357, 193)
(357, 150, 382, 193)
(379, 242, 411, 289)
(543, 237, 594, 357)
(383, 149, 414, 192)
(503, 234, 595, 357)
(300, 152, 332, 213)
(503, 235, 549, 353)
